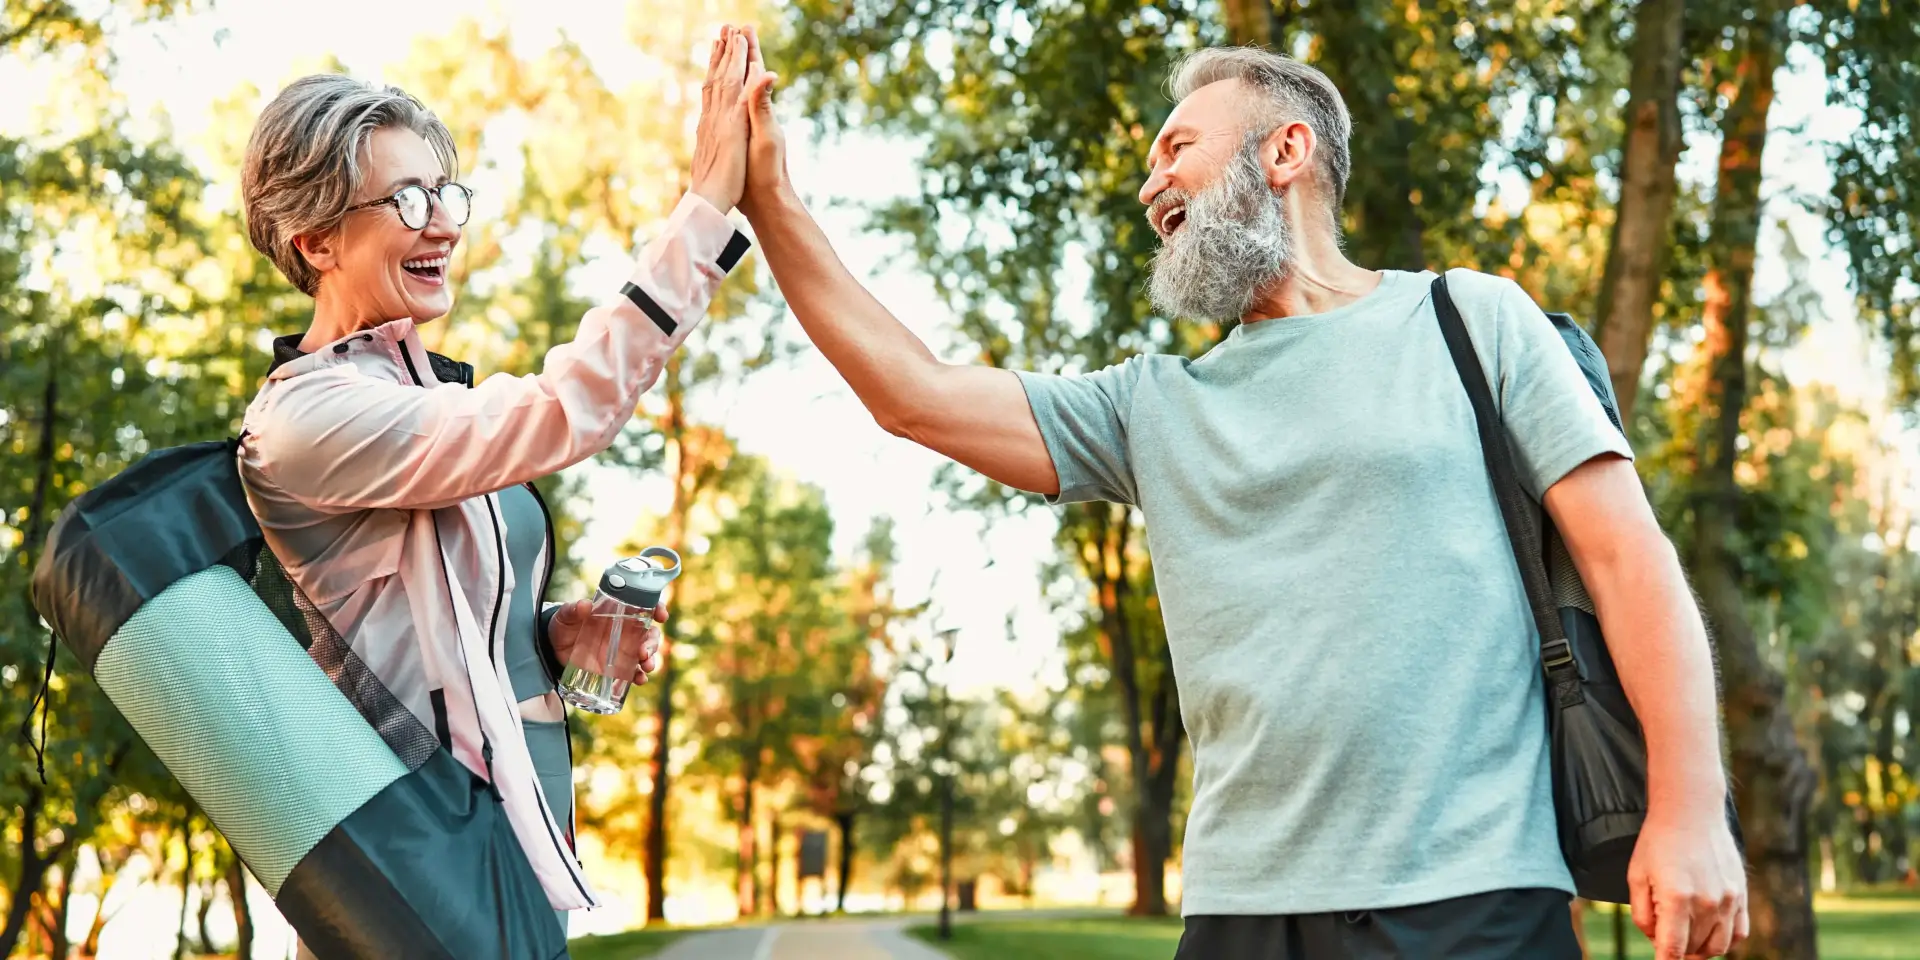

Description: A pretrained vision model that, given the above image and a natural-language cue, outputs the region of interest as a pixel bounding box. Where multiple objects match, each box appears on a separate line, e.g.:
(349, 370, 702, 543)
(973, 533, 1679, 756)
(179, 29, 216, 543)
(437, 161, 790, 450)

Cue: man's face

(1139, 79, 1294, 323)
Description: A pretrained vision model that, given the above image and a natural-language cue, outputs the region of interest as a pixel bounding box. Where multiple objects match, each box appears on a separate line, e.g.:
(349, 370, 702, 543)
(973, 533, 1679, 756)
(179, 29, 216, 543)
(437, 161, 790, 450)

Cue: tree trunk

(736, 744, 760, 918)
(174, 813, 194, 960)
(2, 334, 63, 959)
(3, 786, 57, 959)
(833, 811, 855, 913)
(226, 857, 253, 960)
(768, 813, 783, 917)
(1222, 0, 1271, 47)
(1873, 685, 1905, 882)
(1592, 0, 1687, 424)
(80, 868, 116, 957)
(33, 854, 75, 960)
(195, 877, 218, 953)
(644, 353, 689, 926)
(643, 649, 677, 924)
(1686, 6, 1819, 955)
(1077, 503, 1183, 916)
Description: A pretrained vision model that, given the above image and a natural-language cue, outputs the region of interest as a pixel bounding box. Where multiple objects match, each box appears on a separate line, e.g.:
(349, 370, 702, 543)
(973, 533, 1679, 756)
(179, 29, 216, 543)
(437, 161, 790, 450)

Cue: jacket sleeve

(246, 193, 750, 514)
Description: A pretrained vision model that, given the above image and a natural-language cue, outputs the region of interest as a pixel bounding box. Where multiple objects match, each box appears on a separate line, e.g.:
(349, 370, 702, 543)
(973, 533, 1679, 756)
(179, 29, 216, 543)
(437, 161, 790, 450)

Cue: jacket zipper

(399, 340, 501, 796)
(401, 340, 591, 897)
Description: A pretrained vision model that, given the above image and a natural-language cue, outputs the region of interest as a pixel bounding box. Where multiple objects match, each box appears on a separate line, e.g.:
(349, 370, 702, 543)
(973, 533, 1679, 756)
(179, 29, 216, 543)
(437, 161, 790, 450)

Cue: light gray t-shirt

(1015, 268, 1632, 916)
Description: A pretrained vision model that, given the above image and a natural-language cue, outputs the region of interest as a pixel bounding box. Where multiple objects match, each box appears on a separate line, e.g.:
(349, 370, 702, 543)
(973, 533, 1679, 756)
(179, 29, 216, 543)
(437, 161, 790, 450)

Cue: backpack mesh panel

(1545, 523, 1598, 616)
(94, 566, 407, 895)
(232, 543, 439, 770)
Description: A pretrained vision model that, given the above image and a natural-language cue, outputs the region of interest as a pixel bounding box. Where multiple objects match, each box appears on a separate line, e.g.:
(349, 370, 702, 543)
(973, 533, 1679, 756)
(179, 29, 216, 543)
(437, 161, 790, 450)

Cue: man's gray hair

(1168, 47, 1352, 219)
(242, 74, 457, 296)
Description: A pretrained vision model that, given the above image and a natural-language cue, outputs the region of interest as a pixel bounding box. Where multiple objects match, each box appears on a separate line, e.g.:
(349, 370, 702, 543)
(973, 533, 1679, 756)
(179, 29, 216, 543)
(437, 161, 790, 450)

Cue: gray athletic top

(497, 484, 571, 829)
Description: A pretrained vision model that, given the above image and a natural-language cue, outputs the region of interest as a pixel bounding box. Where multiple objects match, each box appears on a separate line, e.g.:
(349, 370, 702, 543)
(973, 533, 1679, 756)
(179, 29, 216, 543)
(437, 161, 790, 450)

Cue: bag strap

(1430, 275, 1579, 685)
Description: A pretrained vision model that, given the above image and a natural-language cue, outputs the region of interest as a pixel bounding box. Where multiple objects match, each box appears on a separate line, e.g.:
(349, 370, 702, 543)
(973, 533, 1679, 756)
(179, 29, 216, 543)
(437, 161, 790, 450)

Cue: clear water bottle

(557, 546, 680, 715)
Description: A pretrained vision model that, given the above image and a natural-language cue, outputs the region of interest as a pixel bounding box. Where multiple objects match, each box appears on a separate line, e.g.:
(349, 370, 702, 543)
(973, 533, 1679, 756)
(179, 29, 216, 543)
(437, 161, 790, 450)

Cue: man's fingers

(744, 23, 763, 69)
(652, 600, 670, 623)
(1631, 872, 1656, 940)
(742, 70, 779, 119)
(1692, 914, 1733, 959)
(1654, 894, 1693, 960)
(1685, 889, 1737, 958)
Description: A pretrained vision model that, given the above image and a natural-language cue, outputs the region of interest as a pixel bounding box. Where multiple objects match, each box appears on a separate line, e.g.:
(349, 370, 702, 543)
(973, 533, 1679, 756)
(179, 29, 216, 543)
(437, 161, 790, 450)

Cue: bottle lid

(599, 546, 681, 609)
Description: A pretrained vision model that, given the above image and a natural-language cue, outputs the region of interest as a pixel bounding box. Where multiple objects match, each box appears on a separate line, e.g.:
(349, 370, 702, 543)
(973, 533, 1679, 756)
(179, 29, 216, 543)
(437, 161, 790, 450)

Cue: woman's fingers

(721, 29, 747, 95)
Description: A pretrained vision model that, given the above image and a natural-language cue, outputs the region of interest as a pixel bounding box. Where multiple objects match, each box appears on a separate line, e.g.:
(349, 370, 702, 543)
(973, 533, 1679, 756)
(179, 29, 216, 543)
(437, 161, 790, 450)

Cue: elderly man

(731, 35, 1745, 960)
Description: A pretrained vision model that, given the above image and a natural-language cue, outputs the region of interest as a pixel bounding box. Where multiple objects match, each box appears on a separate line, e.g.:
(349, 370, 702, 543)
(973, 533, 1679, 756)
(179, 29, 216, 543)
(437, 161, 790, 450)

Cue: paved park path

(651, 917, 953, 960)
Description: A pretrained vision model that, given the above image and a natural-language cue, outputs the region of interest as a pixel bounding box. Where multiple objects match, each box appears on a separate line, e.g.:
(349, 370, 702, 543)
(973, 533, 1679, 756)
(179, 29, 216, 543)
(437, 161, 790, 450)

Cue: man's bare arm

(1544, 454, 1746, 958)
(744, 189, 1060, 495)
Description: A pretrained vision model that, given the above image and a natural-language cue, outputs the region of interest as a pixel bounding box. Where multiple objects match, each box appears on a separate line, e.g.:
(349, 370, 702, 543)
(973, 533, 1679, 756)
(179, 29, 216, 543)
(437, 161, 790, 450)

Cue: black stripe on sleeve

(716, 231, 751, 272)
(620, 282, 678, 338)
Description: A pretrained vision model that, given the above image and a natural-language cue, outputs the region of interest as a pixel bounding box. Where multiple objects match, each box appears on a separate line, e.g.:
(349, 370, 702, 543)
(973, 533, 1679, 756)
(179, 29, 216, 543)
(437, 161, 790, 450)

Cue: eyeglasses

(345, 182, 473, 231)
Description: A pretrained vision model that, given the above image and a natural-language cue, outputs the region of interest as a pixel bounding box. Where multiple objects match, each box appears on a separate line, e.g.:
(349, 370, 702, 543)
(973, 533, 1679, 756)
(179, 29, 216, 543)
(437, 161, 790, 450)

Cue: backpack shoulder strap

(1429, 275, 1577, 677)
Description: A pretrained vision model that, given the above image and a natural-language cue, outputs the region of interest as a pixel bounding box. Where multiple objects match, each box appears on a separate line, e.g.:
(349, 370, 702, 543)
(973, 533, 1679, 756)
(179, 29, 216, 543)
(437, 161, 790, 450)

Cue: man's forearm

(745, 187, 940, 428)
(1588, 530, 1730, 818)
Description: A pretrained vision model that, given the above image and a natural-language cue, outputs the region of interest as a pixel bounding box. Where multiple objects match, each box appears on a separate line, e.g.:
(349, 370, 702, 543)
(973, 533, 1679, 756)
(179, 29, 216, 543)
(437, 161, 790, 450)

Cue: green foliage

(1810, 0, 1920, 405)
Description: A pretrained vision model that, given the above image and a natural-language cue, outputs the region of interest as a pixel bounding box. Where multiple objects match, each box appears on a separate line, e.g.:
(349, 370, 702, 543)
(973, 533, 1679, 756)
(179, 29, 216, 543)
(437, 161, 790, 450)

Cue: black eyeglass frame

(343, 182, 474, 230)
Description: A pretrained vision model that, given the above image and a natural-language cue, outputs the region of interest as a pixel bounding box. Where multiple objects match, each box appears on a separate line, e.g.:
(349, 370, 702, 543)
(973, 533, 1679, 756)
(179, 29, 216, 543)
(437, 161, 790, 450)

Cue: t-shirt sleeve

(1484, 276, 1635, 499)
(1012, 359, 1144, 506)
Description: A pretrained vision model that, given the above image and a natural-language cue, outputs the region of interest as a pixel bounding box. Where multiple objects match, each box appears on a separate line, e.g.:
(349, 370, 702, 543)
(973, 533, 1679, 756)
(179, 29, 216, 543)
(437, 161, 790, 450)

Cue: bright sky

(3, 0, 1901, 952)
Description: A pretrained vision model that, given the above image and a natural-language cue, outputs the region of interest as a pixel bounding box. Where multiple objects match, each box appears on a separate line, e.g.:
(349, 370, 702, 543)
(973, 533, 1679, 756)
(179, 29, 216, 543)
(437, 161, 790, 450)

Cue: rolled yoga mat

(93, 565, 406, 895)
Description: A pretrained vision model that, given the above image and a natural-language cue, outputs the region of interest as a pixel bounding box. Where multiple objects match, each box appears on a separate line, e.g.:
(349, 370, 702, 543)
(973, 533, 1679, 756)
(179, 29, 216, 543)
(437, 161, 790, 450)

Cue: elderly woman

(234, 25, 762, 940)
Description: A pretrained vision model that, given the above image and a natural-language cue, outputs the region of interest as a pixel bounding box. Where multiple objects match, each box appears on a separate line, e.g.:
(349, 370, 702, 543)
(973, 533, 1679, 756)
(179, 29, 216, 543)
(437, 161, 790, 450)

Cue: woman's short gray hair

(242, 74, 458, 296)
(1168, 47, 1352, 219)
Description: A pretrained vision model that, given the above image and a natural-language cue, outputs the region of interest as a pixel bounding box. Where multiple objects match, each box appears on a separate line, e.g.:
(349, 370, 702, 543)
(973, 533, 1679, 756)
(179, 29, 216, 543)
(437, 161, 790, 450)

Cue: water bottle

(557, 546, 680, 715)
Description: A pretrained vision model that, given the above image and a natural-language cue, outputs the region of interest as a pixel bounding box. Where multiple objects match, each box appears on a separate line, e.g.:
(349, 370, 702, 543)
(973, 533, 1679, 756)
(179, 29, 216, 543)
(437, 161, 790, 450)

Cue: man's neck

(1240, 216, 1383, 324)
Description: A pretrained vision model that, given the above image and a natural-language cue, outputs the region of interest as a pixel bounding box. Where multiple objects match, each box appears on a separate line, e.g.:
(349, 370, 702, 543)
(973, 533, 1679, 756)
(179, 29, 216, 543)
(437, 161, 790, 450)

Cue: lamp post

(936, 627, 959, 941)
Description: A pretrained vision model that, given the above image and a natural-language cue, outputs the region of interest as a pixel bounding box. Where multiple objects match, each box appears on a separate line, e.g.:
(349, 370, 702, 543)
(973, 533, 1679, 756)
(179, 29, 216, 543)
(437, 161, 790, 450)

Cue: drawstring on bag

(20, 630, 56, 784)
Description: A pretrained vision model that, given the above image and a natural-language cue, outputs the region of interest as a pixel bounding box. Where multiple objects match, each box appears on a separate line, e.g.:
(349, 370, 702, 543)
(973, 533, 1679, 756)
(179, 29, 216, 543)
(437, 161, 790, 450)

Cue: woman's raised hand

(690, 25, 753, 214)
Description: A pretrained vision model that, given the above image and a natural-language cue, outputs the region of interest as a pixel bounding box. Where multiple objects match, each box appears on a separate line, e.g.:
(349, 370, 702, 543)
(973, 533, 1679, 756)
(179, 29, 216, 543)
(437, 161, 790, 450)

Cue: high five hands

(690, 24, 789, 219)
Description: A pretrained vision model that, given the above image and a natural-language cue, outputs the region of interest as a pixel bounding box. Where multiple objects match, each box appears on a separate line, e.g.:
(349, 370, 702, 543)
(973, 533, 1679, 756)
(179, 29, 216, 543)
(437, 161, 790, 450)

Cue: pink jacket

(237, 192, 749, 910)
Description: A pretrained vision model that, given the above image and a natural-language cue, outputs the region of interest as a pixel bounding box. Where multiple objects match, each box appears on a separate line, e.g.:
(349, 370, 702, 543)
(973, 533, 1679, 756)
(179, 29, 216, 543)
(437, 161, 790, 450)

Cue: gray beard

(1146, 141, 1294, 323)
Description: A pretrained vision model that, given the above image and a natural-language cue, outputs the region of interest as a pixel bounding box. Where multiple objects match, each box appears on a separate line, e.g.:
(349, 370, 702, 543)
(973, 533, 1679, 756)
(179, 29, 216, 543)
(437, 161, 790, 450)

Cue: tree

(0, 7, 234, 956)
(1678, 0, 1821, 953)
(799, 518, 914, 913)
(672, 458, 850, 918)
(1815, 0, 1920, 404)
(1592, 0, 1687, 422)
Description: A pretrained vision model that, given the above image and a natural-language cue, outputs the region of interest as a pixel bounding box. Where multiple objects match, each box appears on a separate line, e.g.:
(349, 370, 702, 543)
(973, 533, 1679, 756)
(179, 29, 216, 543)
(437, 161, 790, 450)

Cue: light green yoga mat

(95, 565, 406, 895)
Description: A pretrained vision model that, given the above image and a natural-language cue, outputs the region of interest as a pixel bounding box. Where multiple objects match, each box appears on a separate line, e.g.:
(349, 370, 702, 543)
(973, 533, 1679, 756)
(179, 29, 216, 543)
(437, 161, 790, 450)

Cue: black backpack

(1430, 274, 1743, 904)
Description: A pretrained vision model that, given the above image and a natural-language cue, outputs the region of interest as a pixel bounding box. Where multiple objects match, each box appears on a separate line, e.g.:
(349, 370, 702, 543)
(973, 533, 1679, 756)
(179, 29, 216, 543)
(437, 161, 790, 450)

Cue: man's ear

(1262, 120, 1317, 193)
(293, 229, 340, 275)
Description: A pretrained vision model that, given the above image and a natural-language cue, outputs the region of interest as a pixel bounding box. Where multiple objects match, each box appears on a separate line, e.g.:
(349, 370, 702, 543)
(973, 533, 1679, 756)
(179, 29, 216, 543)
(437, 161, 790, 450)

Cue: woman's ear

(293, 229, 339, 275)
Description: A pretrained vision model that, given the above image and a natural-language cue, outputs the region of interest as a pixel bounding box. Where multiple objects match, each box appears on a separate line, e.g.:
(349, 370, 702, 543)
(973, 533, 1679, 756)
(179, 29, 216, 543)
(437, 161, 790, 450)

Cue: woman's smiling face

(299, 126, 463, 324)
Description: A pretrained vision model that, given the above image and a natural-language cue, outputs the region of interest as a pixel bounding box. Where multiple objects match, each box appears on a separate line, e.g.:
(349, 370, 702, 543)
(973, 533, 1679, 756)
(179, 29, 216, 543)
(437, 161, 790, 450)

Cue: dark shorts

(1173, 888, 1580, 960)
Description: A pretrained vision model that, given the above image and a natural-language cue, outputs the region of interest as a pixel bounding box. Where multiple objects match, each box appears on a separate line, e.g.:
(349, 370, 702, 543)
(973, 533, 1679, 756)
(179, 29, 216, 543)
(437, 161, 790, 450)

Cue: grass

(905, 891, 1920, 960)
(566, 927, 688, 960)
(1581, 890, 1920, 960)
